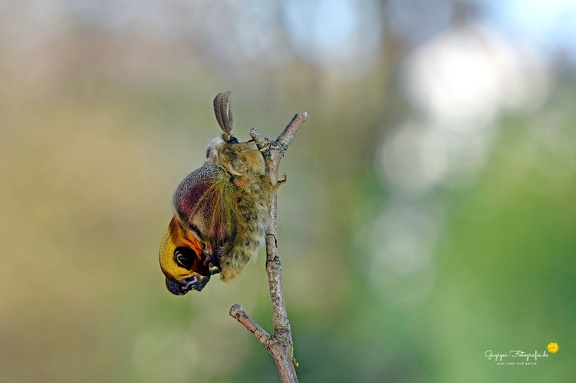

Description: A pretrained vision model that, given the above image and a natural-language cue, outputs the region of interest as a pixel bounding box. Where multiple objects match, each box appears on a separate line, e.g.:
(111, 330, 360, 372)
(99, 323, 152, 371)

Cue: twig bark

(229, 112, 308, 383)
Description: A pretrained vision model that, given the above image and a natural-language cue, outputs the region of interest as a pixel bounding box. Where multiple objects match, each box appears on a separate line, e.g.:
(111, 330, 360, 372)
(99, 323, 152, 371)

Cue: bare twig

(229, 111, 308, 383)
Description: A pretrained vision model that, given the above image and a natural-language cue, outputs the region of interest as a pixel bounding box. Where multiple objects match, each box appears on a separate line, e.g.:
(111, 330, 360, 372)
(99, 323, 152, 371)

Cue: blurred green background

(1, 1, 575, 382)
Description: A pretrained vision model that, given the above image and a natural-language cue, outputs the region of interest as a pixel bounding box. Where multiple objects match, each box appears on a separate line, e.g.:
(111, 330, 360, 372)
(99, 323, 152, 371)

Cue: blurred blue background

(1, 1, 575, 382)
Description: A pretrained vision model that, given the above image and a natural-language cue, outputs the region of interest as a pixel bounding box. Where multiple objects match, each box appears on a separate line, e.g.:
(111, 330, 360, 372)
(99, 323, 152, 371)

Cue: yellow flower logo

(547, 342, 559, 354)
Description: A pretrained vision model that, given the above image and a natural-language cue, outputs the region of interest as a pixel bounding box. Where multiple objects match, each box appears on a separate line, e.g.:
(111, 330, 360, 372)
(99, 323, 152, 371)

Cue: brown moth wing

(172, 161, 238, 263)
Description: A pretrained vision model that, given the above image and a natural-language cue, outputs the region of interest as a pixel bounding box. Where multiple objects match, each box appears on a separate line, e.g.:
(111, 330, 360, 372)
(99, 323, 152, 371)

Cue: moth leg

(258, 139, 272, 152)
(208, 264, 221, 275)
(274, 174, 287, 190)
(239, 137, 271, 152)
(230, 140, 262, 153)
(203, 253, 222, 275)
(222, 163, 243, 176)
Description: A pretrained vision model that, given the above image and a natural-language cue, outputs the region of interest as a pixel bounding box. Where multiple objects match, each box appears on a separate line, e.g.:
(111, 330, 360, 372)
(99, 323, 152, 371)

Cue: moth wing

(172, 162, 238, 257)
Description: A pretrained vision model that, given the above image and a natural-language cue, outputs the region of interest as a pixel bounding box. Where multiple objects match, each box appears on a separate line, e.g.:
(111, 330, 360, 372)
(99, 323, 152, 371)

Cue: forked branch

(228, 97, 308, 383)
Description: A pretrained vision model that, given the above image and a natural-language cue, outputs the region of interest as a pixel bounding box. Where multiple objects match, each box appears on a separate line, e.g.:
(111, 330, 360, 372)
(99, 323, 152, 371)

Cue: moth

(159, 91, 275, 295)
